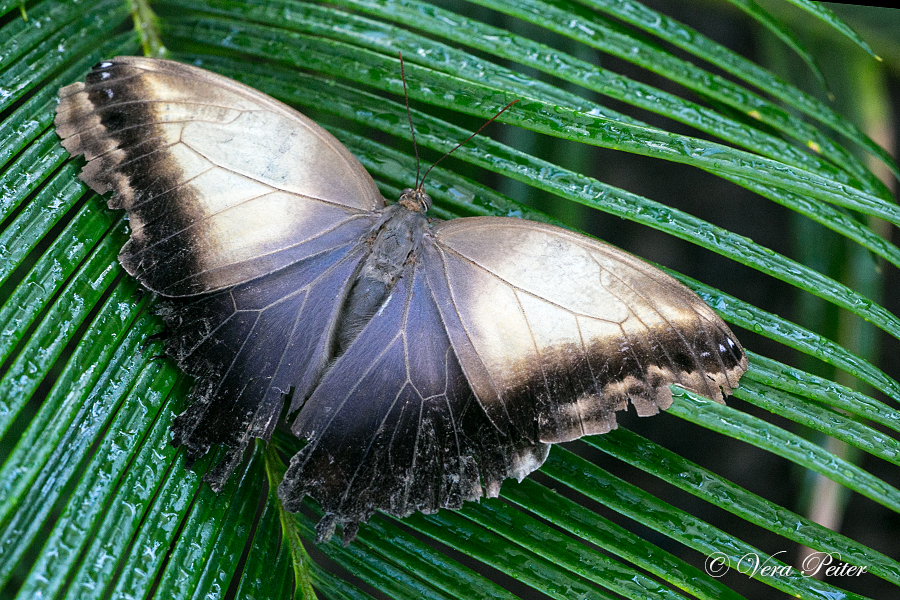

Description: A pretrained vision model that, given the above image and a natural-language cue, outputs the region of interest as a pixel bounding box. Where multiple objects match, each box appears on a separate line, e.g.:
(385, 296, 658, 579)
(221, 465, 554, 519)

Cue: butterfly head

(398, 187, 433, 213)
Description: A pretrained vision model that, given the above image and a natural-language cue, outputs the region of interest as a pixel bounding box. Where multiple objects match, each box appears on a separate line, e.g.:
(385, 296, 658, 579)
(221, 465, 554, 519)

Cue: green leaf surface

(0, 0, 108, 70)
(540, 446, 872, 600)
(0, 0, 130, 113)
(502, 479, 746, 600)
(585, 428, 900, 586)
(725, 0, 832, 97)
(0, 220, 124, 436)
(784, 0, 881, 60)
(745, 353, 900, 434)
(669, 391, 900, 515)
(8, 360, 179, 596)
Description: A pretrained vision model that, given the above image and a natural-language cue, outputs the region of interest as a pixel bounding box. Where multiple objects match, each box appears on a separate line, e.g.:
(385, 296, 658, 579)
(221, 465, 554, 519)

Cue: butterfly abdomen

(334, 203, 429, 356)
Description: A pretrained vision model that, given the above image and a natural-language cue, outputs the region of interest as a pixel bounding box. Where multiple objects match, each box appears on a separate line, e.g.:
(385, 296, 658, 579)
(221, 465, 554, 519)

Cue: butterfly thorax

(334, 201, 429, 355)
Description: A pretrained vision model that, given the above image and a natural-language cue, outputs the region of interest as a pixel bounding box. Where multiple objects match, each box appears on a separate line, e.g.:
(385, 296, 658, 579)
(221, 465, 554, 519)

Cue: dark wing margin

(425, 217, 748, 445)
(165, 228, 373, 488)
(54, 56, 384, 296)
(279, 261, 550, 545)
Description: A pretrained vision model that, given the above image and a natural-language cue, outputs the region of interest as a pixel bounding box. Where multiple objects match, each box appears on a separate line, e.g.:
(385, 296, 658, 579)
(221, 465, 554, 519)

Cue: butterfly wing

(55, 56, 384, 296)
(162, 235, 378, 490)
(276, 214, 747, 544)
(424, 217, 748, 444)
(279, 259, 550, 544)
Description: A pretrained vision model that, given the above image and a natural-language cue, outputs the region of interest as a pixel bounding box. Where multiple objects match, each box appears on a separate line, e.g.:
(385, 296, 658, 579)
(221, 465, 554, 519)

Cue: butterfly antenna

(398, 52, 423, 189)
(419, 99, 518, 190)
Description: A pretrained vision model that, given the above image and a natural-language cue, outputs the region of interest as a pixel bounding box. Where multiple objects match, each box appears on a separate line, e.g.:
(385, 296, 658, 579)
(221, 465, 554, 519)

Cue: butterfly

(55, 56, 747, 544)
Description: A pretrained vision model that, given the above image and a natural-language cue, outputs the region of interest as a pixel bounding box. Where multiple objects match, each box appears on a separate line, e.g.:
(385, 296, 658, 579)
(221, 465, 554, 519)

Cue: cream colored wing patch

(55, 56, 384, 296)
(425, 217, 748, 444)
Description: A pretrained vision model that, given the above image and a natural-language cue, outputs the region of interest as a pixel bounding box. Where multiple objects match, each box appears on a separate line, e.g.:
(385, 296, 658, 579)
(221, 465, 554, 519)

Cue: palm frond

(1, 1, 897, 599)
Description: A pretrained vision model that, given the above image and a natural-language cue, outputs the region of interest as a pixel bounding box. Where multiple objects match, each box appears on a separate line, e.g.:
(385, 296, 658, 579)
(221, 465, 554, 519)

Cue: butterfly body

(337, 197, 429, 355)
(55, 56, 747, 544)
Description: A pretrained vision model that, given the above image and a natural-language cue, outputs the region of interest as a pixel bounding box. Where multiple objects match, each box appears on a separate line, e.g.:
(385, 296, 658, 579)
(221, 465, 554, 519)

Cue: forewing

(164, 230, 374, 488)
(279, 261, 549, 544)
(55, 56, 384, 296)
(426, 217, 748, 444)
